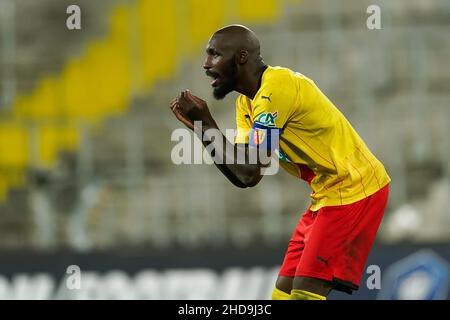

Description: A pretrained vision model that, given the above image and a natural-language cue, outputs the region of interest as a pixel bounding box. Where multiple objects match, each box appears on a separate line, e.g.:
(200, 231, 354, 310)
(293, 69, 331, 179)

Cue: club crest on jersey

(256, 111, 278, 127)
(252, 128, 267, 145)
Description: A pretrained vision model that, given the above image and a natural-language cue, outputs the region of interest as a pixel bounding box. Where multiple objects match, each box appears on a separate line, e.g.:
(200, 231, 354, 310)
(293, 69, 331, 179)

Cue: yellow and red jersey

(235, 66, 390, 211)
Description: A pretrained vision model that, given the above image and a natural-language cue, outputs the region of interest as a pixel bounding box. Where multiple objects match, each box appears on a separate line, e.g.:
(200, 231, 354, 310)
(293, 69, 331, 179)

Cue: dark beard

(213, 59, 238, 100)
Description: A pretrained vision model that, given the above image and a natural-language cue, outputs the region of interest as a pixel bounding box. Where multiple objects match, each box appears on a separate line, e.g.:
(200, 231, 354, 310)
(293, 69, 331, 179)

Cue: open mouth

(211, 78, 220, 87)
(206, 71, 220, 87)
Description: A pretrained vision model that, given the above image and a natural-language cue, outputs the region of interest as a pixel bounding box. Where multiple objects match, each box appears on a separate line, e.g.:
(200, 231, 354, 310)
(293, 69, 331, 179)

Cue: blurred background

(0, 0, 449, 299)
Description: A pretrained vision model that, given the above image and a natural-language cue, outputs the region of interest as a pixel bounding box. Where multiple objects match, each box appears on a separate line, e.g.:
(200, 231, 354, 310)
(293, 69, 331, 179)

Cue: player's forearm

(199, 124, 263, 188)
(212, 141, 263, 188)
(212, 162, 249, 188)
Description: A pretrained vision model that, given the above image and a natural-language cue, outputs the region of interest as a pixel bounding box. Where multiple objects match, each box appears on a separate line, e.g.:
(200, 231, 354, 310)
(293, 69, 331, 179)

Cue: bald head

(212, 24, 261, 57)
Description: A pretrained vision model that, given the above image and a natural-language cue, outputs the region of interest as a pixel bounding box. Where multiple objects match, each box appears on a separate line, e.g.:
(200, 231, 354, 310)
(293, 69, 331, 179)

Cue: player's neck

(235, 64, 268, 100)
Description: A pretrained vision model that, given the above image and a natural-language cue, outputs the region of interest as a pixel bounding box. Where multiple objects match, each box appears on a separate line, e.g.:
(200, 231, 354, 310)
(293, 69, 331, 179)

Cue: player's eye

(206, 48, 219, 56)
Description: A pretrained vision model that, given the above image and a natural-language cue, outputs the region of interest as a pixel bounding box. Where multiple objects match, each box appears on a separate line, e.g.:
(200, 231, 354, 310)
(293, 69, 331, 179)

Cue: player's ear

(236, 50, 248, 65)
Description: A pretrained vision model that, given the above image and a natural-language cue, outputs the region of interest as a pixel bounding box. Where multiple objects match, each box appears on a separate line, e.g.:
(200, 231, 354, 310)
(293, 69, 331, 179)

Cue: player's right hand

(170, 96, 195, 130)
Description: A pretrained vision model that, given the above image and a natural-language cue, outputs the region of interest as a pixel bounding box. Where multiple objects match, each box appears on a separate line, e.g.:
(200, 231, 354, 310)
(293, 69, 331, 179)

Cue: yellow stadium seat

(0, 122, 29, 168)
(186, 0, 227, 55)
(236, 0, 280, 22)
(37, 124, 79, 168)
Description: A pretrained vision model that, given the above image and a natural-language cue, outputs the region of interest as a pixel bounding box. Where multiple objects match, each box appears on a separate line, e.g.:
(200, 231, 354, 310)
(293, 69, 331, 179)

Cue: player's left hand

(171, 90, 217, 130)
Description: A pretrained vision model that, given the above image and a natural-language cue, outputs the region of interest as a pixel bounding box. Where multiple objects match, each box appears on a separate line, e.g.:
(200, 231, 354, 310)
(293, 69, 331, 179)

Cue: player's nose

(202, 56, 212, 70)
